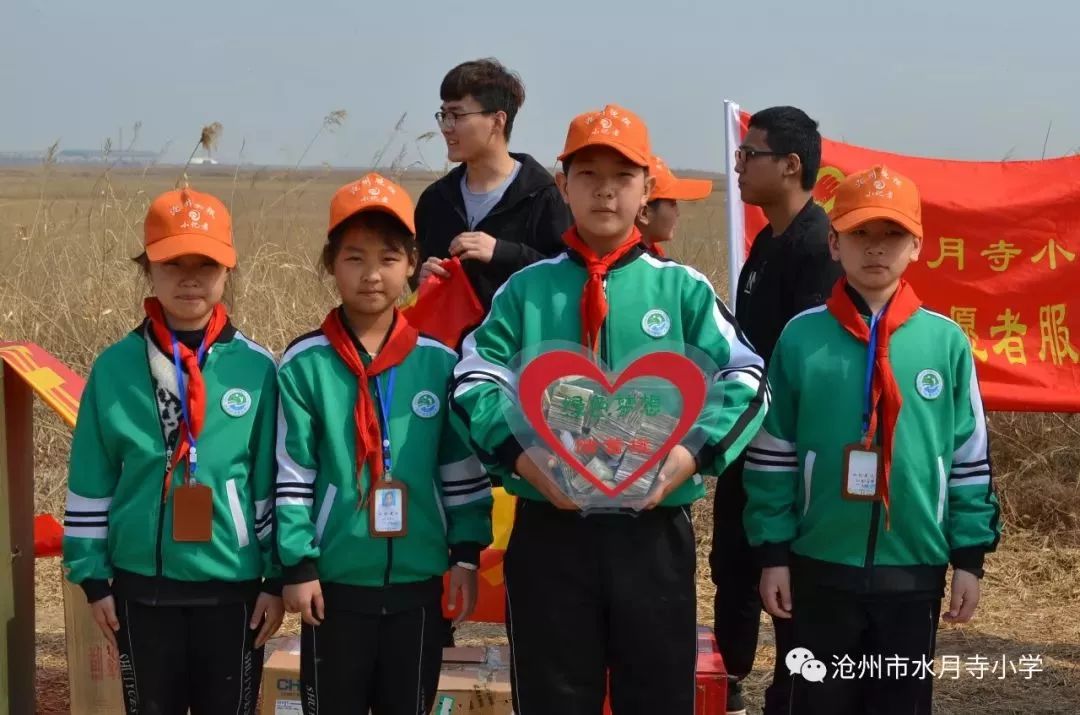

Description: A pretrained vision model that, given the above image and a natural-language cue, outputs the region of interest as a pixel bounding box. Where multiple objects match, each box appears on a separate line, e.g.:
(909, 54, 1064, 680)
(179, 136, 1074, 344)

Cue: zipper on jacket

(740, 259, 765, 317)
(862, 401, 883, 588)
(151, 345, 213, 600)
(863, 498, 883, 589)
(439, 173, 479, 232)
(153, 414, 171, 603)
(600, 279, 611, 365)
(738, 236, 770, 318)
(371, 375, 395, 589)
(452, 203, 469, 230)
(384, 540, 394, 587)
(155, 457, 168, 578)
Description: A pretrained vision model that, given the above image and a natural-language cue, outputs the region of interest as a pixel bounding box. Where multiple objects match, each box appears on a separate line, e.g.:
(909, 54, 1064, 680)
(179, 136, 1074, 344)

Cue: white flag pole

(723, 100, 745, 308)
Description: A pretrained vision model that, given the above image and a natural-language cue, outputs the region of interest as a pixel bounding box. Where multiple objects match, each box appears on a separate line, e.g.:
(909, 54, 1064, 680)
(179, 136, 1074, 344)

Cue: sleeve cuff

(755, 542, 792, 568)
(260, 578, 284, 597)
(282, 558, 320, 585)
(494, 434, 527, 473)
(80, 579, 112, 604)
(491, 239, 523, 269)
(449, 542, 484, 568)
(680, 436, 712, 476)
(950, 547, 986, 578)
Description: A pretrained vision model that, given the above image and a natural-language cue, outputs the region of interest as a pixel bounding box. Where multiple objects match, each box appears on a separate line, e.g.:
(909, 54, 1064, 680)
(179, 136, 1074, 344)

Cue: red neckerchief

(562, 226, 643, 354)
(826, 278, 921, 528)
(144, 297, 229, 498)
(647, 242, 667, 258)
(321, 308, 418, 504)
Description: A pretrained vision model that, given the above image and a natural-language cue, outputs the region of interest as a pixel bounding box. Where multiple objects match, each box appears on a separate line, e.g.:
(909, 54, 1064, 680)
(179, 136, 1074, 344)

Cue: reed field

(1, 147, 1077, 712)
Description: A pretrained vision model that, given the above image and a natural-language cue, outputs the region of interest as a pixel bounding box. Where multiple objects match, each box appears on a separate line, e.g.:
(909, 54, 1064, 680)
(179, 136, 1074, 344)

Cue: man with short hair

(711, 106, 843, 715)
(415, 58, 570, 316)
(416, 59, 570, 649)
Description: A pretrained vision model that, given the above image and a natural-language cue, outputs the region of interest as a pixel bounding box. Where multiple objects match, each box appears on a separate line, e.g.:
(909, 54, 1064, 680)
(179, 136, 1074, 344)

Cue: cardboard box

(260, 637, 303, 715)
(259, 640, 513, 715)
(62, 577, 124, 714)
(260, 631, 726, 714)
(433, 646, 512, 714)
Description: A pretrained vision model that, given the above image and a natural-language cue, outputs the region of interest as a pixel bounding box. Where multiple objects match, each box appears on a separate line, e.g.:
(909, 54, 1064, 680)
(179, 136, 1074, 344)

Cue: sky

(2, 0, 1079, 172)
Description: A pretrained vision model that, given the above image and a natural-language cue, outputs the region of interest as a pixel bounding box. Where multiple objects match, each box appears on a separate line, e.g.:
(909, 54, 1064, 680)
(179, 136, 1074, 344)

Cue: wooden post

(0, 363, 36, 714)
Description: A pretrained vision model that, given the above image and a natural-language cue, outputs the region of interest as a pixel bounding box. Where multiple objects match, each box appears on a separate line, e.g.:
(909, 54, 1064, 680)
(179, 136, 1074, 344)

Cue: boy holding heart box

(743, 166, 1001, 715)
(451, 104, 768, 714)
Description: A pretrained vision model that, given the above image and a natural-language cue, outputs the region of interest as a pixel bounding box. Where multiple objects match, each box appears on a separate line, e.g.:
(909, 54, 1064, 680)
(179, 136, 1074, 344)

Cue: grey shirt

(460, 161, 522, 230)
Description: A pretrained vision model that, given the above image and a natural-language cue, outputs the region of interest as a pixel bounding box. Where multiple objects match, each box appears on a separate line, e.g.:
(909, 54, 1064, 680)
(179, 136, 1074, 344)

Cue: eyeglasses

(434, 109, 494, 129)
(735, 146, 788, 163)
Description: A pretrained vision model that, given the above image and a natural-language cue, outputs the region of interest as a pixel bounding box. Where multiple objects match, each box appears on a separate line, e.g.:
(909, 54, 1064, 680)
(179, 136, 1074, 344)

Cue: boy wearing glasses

(416, 57, 570, 649)
(710, 105, 842, 715)
(416, 58, 571, 316)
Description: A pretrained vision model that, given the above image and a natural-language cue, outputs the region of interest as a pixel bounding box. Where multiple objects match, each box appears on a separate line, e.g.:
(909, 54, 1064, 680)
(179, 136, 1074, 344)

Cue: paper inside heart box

(517, 350, 707, 503)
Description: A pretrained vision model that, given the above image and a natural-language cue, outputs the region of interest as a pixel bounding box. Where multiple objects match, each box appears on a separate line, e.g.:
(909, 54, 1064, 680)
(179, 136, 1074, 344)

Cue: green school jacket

(743, 298, 1002, 593)
(451, 245, 768, 506)
(274, 322, 492, 592)
(62, 323, 279, 603)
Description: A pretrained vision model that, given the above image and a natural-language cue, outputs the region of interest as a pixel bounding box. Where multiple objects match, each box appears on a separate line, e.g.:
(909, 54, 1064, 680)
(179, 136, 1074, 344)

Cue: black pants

(504, 500, 698, 715)
(299, 601, 443, 715)
(790, 571, 941, 715)
(710, 456, 794, 713)
(114, 597, 263, 715)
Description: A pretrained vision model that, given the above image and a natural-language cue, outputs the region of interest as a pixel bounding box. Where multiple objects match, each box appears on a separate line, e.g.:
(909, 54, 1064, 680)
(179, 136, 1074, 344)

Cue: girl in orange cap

(63, 187, 284, 714)
(277, 173, 492, 715)
(635, 155, 713, 257)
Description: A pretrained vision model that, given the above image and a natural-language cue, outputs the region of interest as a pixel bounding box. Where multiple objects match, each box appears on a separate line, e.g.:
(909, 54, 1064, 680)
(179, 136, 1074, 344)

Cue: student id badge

(369, 477, 408, 538)
(841, 444, 883, 501)
(173, 483, 214, 542)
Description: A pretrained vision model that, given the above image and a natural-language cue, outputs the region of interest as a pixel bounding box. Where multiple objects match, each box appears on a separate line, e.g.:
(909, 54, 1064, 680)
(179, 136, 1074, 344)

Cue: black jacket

(734, 198, 842, 365)
(415, 152, 572, 312)
(715, 199, 842, 567)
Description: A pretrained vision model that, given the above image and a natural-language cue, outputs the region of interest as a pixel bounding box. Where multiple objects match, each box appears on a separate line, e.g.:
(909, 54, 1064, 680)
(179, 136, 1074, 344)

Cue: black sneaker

(726, 678, 747, 715)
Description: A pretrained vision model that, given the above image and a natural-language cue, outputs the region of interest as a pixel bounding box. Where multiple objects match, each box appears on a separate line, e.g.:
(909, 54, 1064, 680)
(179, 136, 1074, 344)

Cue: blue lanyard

(171, 336, 209, 478)
(862, 305, 889, 439)
(375, 368, 396, 477)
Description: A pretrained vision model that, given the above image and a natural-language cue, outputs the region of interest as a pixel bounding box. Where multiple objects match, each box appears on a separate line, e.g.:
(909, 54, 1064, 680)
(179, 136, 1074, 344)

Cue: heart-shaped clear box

(502, 341, 718, 511)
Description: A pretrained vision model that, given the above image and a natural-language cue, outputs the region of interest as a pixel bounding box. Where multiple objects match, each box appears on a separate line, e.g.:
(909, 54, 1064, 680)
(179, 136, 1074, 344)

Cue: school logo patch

(641, 309, 671, 338)
(221, 388, 252, 417)
(916, 369, 944, 400)
(412, 391, 441, 418)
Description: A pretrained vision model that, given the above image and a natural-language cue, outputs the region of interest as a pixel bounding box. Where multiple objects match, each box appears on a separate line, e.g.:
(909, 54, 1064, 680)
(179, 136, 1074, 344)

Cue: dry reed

(1, 117, 1077, 712)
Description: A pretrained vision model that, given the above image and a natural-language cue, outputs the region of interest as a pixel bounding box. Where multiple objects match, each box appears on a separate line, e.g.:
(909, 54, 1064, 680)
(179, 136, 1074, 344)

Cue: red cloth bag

(401, 258, 484, 348)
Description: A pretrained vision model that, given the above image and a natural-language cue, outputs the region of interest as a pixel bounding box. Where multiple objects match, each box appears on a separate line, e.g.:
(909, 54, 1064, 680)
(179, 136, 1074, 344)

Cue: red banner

(739, 114, 1080, 412)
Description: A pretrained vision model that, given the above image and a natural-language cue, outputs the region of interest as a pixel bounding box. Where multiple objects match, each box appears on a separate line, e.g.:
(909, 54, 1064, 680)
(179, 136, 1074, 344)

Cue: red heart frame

(518, 350, 707, 498)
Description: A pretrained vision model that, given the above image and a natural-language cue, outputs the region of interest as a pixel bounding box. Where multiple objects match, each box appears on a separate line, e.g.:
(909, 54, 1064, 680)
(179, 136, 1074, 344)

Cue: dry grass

(2, 158, 1077, 714)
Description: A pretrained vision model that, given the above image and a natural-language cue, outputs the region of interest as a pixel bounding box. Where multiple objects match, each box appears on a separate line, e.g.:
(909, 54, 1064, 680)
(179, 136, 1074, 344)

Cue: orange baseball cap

(329, 172, 415, 236)
(649, 156, 713, 202)
(558, 104, 651, 167)
(829, 165, 923, 238)
(144, 189, 235, 267)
